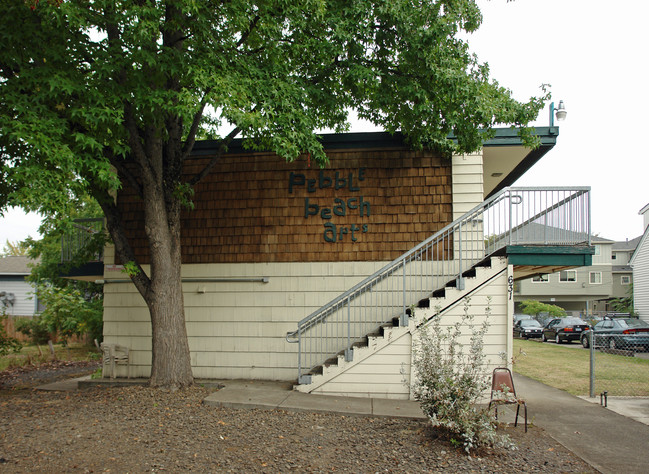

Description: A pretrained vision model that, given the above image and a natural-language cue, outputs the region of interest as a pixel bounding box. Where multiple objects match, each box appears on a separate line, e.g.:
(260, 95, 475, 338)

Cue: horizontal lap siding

(419, 264, 510, 369)
(0, 280, 37, 317)
(451, 153, 483, 219)
(105, 263, 510, 381)
(102, 261, 390, 380)
(633, 234, 649, 322)
(309, 332, 413, 399)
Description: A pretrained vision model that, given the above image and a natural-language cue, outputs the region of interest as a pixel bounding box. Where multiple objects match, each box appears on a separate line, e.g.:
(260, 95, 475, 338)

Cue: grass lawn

(512, 338, 649, 397)
(0, 342, 99, 371)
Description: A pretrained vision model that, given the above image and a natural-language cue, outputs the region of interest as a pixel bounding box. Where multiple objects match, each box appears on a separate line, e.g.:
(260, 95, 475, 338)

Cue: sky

(1, 0, 647, 246)
(464, 0, 649, 241)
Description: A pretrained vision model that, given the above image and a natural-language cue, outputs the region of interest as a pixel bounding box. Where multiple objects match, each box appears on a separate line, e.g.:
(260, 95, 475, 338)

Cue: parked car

(514, 314, 533, 325)
(542, 317, 590, 344)
(580, 318, 649, 351)
(582, 315, 603, 328)
(513, 319, 543, 339)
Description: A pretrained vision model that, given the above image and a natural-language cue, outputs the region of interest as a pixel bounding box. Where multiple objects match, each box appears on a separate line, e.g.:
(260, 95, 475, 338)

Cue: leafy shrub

(411, 298, 512, 453)
(609, 283, 635, 315)
(519, 300, 566, 320)
(15, 316, 51, 345)
(35, 284, 103, 344)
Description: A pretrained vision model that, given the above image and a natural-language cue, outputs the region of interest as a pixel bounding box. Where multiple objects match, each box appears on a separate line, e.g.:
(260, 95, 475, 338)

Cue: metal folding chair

(488, 367, 527, 432)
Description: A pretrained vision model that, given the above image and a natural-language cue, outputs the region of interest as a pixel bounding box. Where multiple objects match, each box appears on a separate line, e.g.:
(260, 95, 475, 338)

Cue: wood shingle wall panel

(118, 148, 452, 264)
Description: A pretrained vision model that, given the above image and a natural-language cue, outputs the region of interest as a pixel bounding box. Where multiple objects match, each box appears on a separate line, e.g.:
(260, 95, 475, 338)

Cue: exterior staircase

(293, 256, 509, 399)
(287, 187, 591, 398)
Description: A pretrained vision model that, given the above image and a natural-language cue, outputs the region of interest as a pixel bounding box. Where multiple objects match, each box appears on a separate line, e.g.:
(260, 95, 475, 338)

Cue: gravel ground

(0, 364, 596, 473)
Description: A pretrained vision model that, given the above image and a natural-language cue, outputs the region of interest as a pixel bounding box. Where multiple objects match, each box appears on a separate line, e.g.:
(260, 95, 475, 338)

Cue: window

(621, 275, 631, 285)
(589, 272, 602, 284)
(532, 274, 549, 283)
(559, 270, 577, 282)
(593, 245, 601, 256)
(598, 320, 614, 330)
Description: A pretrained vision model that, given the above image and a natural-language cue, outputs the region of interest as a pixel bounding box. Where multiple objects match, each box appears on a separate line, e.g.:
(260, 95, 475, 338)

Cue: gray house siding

(610, 236, 640, 301)
(0, 256, 39, 317)
(0, 277, 37, 317)
(631, 231, 649, 323)
(611, 270, 633, 300)
(515, 265, 612, 313)
(514, 240, 616, 315)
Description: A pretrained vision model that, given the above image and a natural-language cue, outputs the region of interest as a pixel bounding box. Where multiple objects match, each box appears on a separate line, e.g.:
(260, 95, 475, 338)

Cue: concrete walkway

(513, 373, 649, 474)
(202, 379, 427, 419)
(40, 375, 649, 474)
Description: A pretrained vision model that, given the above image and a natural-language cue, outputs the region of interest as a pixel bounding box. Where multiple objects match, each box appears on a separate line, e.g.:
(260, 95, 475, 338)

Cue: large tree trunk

(99, 185, 195, 389)
(141, 160, 194, 388)
(147, 258, 193, 388)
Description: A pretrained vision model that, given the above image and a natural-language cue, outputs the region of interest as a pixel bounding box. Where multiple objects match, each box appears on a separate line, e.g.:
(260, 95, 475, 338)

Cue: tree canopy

(519, 300, 567, 319)
(1, 240, 30, 257)
(1, 1, 546, 205)
(0, 0, 549, 388)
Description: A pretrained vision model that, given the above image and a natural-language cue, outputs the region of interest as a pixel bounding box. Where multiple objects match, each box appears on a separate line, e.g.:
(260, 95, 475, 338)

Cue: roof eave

(484, 126, 559, 199)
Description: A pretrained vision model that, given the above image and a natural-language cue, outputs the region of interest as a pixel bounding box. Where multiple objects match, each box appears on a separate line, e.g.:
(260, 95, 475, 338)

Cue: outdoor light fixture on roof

(549, 100, 567, 127)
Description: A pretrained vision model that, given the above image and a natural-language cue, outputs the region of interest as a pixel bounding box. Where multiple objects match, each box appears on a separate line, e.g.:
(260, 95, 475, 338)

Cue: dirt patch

(0, 374, 596, 473)
(0, 360, 100, 390)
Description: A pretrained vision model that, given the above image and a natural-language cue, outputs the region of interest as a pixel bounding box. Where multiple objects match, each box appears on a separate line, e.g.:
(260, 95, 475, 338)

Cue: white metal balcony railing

(286, 187, 591, 384)
(61, 218, 105, 263)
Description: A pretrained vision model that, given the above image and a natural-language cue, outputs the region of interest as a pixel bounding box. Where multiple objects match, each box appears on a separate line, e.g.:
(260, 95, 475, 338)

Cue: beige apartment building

(66, 128, 594, 399)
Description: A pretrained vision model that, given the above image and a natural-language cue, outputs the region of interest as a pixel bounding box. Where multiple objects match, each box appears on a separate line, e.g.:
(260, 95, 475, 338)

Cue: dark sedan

(581, 318, 649, 351)
(514, 319, 543, 339)
(542, 317, 590, 344)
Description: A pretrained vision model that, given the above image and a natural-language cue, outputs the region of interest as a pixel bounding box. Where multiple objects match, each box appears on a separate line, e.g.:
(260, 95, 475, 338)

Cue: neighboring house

(65, 128, 593, 399)
(0, 256, 38, 317)
(641, 203, 649, 230)
(514, 235, 641, 316)
(630, 203, 649, 323)
(611, 236, 640, 300)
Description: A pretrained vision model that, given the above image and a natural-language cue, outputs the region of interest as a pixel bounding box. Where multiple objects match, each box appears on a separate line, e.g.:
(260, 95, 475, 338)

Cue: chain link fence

(588, 332, 649, 399)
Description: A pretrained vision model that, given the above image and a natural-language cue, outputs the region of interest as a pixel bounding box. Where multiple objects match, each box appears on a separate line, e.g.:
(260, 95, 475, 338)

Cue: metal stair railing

(286, 187, 591, 384)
